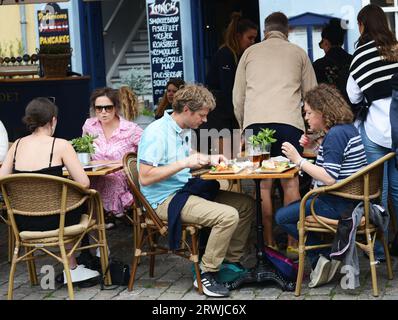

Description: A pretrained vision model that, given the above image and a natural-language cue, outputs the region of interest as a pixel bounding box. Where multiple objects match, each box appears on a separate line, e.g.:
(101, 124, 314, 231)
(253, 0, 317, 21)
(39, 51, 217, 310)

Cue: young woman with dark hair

(199, 12, 258, 158)
(0, 97, 99, 283)
(347, 4, 398, 262)
(155, 78, 185, 119)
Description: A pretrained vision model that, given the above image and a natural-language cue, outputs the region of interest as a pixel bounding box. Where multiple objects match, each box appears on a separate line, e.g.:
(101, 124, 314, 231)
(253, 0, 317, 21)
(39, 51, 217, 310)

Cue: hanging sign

(37, 2, 70, 46)
(147, 0, 184, 105)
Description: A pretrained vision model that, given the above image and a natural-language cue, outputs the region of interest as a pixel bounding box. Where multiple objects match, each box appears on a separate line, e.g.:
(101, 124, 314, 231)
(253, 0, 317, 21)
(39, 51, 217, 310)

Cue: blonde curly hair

(119, 86, 139, 121)
(304, 84, 354, 130)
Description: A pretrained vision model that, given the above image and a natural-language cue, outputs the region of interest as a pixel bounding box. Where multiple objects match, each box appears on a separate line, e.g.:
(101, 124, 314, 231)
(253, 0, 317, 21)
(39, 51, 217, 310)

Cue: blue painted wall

(258, 0, 363, 54)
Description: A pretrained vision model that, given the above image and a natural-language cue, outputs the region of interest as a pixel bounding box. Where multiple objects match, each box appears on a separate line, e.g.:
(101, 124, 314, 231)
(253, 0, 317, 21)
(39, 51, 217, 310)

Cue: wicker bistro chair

(0, 198, 14, 263)
(295, 152, 395, 297)
(122, 152, 203, 294)
(0, 173, 111, 300)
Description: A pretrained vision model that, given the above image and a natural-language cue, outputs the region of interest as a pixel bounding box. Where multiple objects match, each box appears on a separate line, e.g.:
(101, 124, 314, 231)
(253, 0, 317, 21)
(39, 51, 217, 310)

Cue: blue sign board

(147, 0, 184, 105)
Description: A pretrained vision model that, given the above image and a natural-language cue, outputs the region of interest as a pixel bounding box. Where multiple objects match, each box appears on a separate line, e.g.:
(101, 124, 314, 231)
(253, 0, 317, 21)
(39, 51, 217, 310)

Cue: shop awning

(0, 0, 69, 5)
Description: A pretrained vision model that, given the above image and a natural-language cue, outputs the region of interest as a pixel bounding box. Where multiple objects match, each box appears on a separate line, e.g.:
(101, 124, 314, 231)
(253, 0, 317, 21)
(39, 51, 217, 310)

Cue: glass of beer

(247, 144, 262, 168)
(260, 143, 271, 163)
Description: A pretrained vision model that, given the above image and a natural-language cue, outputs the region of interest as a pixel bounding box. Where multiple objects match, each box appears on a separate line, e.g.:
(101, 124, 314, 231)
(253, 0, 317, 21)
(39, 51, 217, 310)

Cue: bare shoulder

(54, 138, 74, 152)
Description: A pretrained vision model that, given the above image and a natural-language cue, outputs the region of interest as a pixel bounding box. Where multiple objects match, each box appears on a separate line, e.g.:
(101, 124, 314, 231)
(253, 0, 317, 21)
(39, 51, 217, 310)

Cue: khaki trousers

(156, 190, 254, 273)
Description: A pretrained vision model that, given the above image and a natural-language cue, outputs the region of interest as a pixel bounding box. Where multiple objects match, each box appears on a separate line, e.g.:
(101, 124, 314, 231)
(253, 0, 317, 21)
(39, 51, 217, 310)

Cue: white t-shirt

(347, 75, 392, 148)
(0, 121, 8, 162)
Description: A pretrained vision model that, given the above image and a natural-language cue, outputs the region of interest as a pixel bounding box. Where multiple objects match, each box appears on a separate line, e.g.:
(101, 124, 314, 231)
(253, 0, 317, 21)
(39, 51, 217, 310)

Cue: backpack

(263, 246, 298, 281)
(323, 57, 351, 100)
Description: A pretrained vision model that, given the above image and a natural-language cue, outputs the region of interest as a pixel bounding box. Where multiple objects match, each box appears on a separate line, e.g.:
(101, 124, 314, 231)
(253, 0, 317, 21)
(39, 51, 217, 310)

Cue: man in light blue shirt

(138, 84, 254, 298)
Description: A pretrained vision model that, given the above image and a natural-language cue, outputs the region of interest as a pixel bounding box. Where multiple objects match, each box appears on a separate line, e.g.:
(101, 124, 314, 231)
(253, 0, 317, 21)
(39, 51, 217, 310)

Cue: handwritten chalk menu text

(147, 0, 184, 105)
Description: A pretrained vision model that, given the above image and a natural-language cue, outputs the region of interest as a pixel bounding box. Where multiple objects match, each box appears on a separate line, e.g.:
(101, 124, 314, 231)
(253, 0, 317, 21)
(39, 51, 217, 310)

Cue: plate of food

(255, 159, 296, 173)
(209, 161, 244, 174)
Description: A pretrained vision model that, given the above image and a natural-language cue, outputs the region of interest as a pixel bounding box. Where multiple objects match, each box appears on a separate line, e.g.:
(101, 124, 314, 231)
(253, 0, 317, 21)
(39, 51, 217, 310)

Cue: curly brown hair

(173, 84, 216, 113)
(119, 86, 139, 121)
(304, 84, 353, 130)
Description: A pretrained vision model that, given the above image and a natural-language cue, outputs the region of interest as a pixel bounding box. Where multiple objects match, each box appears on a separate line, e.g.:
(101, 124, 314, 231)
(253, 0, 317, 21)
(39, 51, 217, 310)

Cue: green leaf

(70, 134, 97, 154)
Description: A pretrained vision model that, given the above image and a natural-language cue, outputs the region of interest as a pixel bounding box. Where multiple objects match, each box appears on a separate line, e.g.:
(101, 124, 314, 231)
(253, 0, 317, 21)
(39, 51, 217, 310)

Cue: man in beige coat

(233, 12, 317, 252)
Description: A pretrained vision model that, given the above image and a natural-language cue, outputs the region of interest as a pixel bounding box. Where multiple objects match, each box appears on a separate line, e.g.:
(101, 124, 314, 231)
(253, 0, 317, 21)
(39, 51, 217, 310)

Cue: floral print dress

(82, 116, 143, 215)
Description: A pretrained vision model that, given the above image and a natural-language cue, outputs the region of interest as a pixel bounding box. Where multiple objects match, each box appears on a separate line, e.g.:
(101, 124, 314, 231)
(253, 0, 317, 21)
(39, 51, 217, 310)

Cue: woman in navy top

(275, 84, 367, 288)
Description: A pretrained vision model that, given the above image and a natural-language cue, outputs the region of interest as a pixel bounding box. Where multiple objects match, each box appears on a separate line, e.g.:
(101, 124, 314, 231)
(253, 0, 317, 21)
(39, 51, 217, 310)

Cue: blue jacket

(390, 73, 398, 167)
(167, 178, 220, 250)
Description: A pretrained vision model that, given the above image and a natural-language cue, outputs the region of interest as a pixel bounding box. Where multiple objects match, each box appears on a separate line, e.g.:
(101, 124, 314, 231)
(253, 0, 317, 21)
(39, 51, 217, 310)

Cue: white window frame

(365, 0, 398, 37)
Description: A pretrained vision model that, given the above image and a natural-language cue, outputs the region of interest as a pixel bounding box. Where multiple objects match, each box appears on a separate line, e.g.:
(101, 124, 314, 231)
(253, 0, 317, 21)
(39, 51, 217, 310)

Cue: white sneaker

(308, 255, 331, 288)
(96, 246, 110, 258)
(63, 265, 100, 284)
(327, 259, 341, 283)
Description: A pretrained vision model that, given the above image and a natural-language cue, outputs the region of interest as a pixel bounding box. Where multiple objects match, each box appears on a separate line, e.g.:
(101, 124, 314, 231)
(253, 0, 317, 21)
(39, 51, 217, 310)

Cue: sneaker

(104, 214, 116, 230)
(286, 246, 299, 260)
(193, 272, 230, 297)
(96, 246, 110, 258)
(308, 255, 331, 288)
(327, 259, 341, 283)
(63, 265, 100, 284)
(114, 212, 124, 218)
(363, 251, 385, 264)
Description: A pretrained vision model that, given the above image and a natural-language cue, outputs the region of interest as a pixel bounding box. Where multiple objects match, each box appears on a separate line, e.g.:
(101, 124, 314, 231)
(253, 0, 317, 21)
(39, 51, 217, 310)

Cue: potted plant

(71, 134, 96, 165)
(37, 44, 72, 78)
(248, 128, 277, 163)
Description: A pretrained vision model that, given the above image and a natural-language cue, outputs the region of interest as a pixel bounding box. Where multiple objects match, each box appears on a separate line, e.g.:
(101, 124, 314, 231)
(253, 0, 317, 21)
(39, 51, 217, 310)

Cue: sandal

(104, 213, 116, 230)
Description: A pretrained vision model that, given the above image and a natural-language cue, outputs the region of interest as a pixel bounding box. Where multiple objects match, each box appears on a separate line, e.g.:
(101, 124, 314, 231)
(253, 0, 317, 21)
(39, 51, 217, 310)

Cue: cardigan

(349, 40, 398, 103)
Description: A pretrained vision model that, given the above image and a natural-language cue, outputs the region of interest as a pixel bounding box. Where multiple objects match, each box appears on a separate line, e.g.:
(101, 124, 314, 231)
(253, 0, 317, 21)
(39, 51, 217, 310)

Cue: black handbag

(352, 94, 371, 122)
(100, 259, 130, 289)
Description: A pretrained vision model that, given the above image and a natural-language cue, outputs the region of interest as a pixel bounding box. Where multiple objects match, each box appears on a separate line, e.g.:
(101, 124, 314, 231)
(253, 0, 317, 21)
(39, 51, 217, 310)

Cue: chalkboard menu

(147, 0, 184, 105)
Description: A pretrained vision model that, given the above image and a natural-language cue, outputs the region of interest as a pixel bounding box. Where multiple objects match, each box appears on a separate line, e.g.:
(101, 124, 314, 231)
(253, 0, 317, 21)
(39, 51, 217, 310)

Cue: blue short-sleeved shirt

(137, 111, 192, 208)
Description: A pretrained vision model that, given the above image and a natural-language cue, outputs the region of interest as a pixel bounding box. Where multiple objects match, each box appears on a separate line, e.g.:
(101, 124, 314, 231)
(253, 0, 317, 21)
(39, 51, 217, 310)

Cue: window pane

(312, 27, 324, 61)
(370, 0, 394, 7)
(289, 27, 308, 54)
(385, 12, 396, 35)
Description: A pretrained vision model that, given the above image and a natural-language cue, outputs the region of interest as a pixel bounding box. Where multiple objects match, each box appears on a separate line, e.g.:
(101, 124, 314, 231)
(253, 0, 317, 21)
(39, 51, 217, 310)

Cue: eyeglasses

(95, 105, 114, 112)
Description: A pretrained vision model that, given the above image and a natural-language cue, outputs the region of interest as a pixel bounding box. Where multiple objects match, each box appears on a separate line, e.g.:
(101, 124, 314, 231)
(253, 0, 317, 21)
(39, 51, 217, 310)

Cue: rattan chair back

(122, 152, 165, 231)
(122, 152, 203, 294)
(295, 152, 395, 297)
(0, 173, 111, 300)
(1, 173, 88, 216)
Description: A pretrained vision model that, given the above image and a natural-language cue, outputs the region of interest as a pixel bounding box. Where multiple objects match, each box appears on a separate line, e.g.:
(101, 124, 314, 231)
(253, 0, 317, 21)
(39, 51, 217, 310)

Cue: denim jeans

(275, 194, 357, 266)
(360, 124, 398, 258)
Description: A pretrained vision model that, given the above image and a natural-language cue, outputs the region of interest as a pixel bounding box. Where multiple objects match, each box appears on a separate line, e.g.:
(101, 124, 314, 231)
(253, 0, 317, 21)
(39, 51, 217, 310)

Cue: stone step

(130, 40, 149, 52)
(136, 29, 148, 41)
(125, 52, 150, 65)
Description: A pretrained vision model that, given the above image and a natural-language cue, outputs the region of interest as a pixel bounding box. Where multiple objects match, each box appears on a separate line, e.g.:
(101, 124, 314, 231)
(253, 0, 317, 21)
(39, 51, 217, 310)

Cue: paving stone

(2, 218, 398, 300)
(158, 292, 185, 300)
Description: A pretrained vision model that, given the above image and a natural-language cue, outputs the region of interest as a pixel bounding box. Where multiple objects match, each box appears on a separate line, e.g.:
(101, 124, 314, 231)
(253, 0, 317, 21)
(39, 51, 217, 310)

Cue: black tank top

(12, 137, 63, 177)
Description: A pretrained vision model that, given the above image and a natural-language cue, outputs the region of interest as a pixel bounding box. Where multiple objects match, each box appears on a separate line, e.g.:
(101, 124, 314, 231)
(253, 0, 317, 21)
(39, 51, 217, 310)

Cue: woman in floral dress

(83, 87, 143, 228)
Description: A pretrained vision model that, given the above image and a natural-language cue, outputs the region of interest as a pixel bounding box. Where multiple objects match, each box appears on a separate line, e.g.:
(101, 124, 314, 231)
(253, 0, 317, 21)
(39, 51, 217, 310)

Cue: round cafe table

(201, 167, 299, 291)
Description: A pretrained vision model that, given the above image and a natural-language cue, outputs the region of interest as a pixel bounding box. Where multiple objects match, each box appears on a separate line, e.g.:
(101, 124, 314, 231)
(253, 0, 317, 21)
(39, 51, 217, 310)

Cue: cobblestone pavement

(1, 217, 398, 301)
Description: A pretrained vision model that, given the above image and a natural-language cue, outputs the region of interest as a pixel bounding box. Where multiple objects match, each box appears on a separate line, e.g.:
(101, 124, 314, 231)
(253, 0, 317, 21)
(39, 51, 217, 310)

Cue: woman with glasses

(82, 87, 143, 229)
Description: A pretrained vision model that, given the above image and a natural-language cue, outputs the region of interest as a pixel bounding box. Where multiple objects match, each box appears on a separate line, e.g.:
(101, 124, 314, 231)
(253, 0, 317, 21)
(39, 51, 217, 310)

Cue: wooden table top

(201, 167, 299, 180)
(63, 163, 123, 176)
